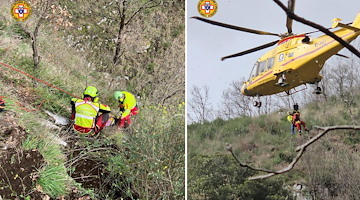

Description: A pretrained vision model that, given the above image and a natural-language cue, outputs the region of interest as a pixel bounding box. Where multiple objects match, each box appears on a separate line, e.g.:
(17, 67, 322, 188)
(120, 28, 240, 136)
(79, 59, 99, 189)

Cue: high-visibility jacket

(287, 115, 293, 123)
(293, 112, 301, 122)
(71, 98, 110, 129)
(119, 91, 137, 118)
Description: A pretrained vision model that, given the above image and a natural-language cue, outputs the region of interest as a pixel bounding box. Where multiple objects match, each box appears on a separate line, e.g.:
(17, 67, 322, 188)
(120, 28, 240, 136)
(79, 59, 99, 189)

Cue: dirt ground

(0, 149, 44, 199)
(0, 112, 95, 200)
(68, 149, 106, 190)
(0, 112, 44, 199)
(66, 142, 137, 200)
(0, 111, 135, 199)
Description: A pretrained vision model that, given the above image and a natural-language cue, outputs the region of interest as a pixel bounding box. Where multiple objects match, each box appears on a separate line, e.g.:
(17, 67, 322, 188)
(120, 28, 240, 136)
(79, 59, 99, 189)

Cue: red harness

(0, 97, 5, 111)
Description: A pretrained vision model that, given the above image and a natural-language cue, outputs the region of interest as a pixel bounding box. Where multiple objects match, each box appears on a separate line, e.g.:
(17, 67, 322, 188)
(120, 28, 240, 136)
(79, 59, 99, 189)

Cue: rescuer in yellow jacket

(113, 91, 138, 128)
(70, 86, 111, 136)
(287, 111, 295, 134)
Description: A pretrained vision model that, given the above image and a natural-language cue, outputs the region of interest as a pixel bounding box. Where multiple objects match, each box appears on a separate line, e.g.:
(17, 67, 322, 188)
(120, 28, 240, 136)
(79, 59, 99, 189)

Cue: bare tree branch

(161, 89, 184, 105)
(16, 0, 49, 69)
(124, 0, 161, 27)
(220, 80, 254, 118)
(273, 0, 360, 59)
(226, 144, 277, 174)
(227, 125, 360, 180)
(113, 0, 161, 65)
(188, 85, 213, 123)
(31, 0, 49, 68)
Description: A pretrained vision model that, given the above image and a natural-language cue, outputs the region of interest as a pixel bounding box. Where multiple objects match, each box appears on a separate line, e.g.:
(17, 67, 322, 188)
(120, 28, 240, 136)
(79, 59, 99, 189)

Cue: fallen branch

(227, 125, 360, 180)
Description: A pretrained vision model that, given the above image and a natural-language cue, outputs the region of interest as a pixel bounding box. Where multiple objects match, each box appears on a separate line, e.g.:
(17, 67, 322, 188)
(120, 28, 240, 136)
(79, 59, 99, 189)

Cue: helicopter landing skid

(313, 84, 322, 94)
(277, 84, 308, 97)
(252, 96, 262, 108)
(253, 101, 262, 108)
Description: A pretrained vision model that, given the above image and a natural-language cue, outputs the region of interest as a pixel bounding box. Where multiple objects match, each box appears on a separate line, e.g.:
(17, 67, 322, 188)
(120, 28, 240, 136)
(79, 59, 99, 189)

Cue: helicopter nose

(241, 84, 249, 96)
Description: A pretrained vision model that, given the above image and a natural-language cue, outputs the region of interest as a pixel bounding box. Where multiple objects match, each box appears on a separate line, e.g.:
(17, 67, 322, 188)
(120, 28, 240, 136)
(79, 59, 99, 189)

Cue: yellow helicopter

(192, 0, 360, 107)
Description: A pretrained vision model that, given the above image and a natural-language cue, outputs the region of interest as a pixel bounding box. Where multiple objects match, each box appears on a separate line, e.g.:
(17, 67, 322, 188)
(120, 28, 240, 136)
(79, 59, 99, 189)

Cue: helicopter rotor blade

(304, 22, 352, 35)
(221, 40, 279, 61)
(286, 0, 296, 34)
(191, 16, 280, 36)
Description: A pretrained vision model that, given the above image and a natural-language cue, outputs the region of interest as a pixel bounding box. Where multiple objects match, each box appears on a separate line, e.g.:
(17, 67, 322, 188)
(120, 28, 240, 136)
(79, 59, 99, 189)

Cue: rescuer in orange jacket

(292, 110, 309, 134)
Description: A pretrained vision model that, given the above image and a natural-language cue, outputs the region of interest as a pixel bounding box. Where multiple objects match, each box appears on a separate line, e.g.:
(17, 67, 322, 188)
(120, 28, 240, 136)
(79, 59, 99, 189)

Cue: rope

(15, 99, 46, 112)
(0, 62, 81, 112)
(0, 62, 79, 98)
(0, 96, 46, 112)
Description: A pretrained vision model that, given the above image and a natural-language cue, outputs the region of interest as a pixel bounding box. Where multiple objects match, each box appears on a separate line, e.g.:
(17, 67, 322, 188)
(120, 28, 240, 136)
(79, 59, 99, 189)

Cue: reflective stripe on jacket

(73, 99, 100, 128)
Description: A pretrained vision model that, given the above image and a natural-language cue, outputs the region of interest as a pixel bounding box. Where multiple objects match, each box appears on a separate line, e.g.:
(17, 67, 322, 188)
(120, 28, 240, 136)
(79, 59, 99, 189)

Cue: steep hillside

(188, 95, 360, 199)
(0, 0, 184, 199)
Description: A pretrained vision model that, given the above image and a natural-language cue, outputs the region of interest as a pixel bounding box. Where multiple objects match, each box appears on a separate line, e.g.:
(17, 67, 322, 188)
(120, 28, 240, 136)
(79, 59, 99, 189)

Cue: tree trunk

(113, 7, 126, 65)
(31, 33, 40, 68)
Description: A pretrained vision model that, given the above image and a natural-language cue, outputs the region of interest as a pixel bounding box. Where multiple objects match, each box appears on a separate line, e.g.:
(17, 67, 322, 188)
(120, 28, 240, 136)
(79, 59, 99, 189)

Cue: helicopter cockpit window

(249, 62, 259, 80)
(258, 60, 267, 74)
(267, 57, 274, 69)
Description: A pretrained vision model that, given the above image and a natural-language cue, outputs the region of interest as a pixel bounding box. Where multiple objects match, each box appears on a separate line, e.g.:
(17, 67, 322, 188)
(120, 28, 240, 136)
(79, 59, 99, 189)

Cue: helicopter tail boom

(351, 13, 360, 29)
(331, 13, 360, 31)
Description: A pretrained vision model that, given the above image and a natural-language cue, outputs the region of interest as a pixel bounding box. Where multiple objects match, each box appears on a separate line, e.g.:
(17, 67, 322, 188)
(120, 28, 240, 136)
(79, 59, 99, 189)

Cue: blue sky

(187, 0, 360, 111)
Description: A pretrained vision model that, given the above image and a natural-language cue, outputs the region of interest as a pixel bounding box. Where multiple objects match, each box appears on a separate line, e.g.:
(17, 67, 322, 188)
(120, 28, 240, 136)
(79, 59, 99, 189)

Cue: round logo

(11, 1, 32, 22)
(197, 0, 218, 18)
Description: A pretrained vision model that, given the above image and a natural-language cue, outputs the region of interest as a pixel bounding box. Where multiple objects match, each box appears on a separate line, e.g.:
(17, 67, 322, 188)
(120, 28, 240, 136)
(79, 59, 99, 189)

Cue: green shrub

(38, 165, 69, 198)
(344, 130, 360, 145)
(98, 104, 185, 199)
(9, 23, 31, 39)
(188, 154, 293, 200)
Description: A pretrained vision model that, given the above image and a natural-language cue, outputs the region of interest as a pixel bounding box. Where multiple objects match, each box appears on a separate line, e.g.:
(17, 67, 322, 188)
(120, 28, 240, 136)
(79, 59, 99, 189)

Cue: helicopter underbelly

(243, 59, 326, 96)
(243, 31, 360, 97)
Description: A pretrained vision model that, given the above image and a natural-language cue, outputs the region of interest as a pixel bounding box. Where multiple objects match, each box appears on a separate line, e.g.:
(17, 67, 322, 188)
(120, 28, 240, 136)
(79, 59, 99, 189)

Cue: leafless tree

(188, 85, 214, 123)
(17, 0, 49, 69)
(31, 0, 49, 68)
(328, 61, 353, 98)
(219, 80, 254, 119)
(261, 96, 273, 115)
(112, 0, 161, 65)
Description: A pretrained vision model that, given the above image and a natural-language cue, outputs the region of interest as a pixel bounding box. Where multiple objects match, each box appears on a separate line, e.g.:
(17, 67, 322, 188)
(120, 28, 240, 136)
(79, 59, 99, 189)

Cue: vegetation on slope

(188, 94, 360, 199)
(0, 0, 184, 199)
